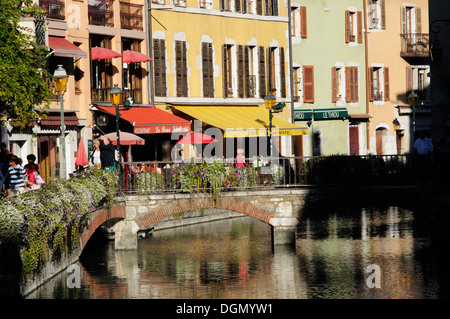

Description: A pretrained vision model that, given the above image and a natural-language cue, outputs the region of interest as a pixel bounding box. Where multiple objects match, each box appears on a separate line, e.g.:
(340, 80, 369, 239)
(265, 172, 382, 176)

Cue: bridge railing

(116, 154, 439, 195)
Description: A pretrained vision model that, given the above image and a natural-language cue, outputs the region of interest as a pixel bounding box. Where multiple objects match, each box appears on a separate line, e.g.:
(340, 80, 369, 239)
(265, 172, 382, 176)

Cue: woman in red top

(24, 154, 40, 189)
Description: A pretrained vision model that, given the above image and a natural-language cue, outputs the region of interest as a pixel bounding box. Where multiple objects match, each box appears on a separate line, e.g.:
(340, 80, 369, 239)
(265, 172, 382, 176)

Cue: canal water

(26, 205, 445, 299)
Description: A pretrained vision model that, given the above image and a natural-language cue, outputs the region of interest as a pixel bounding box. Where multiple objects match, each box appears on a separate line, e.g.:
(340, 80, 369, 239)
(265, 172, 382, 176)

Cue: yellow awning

(172, 105, 308, 138)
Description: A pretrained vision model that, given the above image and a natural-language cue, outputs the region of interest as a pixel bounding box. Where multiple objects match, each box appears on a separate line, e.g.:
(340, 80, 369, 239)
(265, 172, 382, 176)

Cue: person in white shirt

(91, 139, 102, 169)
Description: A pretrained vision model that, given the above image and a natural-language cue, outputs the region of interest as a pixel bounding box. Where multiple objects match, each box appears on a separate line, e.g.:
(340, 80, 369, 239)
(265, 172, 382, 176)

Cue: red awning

(49, 37, 87, 58)
(91, 47, 122, 60)
(96, 106, 191, 134)
(122, 50, 152, 63)
(40, 115, 80, 126)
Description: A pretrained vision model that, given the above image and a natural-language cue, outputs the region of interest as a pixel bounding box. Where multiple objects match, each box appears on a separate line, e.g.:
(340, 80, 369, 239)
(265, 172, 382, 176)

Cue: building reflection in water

(27, 206, 441, 299)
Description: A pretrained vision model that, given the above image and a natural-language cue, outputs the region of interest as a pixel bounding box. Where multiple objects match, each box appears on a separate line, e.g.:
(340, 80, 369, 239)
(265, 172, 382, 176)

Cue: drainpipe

(145, 0, 154, 106)
(363, 0, 370, 154)
(288, 0, 295, 157)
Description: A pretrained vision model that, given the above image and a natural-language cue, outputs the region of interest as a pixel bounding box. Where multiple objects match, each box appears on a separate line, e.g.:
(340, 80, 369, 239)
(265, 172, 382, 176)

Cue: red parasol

(104, 131, 145, 146)
(75, 137, 89, 166)
(176, 131, 218, 145)
(122, 50, 152, 63)
(91, 47, 122, 60)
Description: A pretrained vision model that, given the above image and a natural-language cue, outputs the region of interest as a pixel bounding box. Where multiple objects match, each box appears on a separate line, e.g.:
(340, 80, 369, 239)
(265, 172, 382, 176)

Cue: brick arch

(79, 206, 125, 252)
(134, 197, 274, 231)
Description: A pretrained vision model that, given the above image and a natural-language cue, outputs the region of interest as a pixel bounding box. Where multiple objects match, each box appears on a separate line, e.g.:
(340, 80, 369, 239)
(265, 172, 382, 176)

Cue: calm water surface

(27, 205, 444, 299)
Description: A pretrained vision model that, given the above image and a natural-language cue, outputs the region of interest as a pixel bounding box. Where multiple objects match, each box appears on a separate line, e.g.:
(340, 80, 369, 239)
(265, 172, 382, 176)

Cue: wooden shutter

(265, 0, 269, 16)
(273, 0, 278, 16)
(202, 42, 214, 98)
(244, 46, 250, 97)
(280, 47, 286, 98)
(258, 46, 266, 98)
(238, 45, 244, 98)
(267, 47, 273, 93)
(303, 66, 314, 103)
(176, 41, 187, 97)
(235, 0, 241, 13)
(345, 66, 358, 102)
(357, 11, 363, 43)
(384, 67, 390, 101)
(300, 6, 307, 38)
(256, 0, 262, 15)
(153, 39, 166, 97)
(331, 67, 337, 103)
(345, 66, 351, 102)
(406, 66, 413, 93)
(353, 67, 359, 102)
(368, 67, 374, 102)
(416, 7, 422, 33)
(381, 0, 386, 30)
(345, 10, 351, 43)
(401, 7, 407, 34)
(349, 126, 359, 155)
(223, 44, 228, 97)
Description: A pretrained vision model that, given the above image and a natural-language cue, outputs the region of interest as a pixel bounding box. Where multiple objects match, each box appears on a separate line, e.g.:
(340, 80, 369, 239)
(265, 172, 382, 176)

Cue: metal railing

(39, 0, 65, 20)
(400, 33, 429, 57)
(120, 1, 143, 31)
(88, 0, 114, 27)
(115, 154, 438, 195)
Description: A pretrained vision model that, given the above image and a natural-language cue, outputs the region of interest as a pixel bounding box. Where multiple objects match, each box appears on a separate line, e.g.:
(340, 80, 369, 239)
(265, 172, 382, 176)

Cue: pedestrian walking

(99, 135, 116, 172)
(6, 155, 29, 197)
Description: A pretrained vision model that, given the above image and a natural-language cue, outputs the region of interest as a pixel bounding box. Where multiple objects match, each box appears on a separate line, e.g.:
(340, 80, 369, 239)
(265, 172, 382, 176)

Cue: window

(401, 6, 422, 35)
(223, 44, 233, 98)
(368, 66, 390, 102)
(303, 65, 314, 103)
(265, 0, 278, 16)
(153, 39, 167, 97)
(199, 0, 213, 9)
(173, 0, 186, 7)
(175, 40, 188, 97)
(123, 39, 143, 103)
(267, 47, 276, 94)
(220, 0, 232, 11)
(331, 66, 345, 102)
(368, 0, 385, 30)
(202, 42, 214, 98)
(293, 67, 301, 102)
(345, 10, 363, 44)
(245, 46, 257, 98)
(90, 37, 113, 102)
(407, 65, 430, 100)
(291, 6, 307, 38)
(345, 66, 358, 102)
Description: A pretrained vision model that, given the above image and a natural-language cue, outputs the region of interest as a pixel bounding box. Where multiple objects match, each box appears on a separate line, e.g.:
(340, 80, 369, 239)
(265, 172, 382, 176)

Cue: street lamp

(407, 91, 418, 134)
(53, 65, 68, 181)
(264, 93, 286, 157)
(110, 84, 123, 162)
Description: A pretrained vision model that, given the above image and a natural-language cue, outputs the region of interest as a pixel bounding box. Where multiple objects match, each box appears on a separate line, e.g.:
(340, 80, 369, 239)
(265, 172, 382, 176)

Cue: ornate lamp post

(53, 65, 68, 181)
(264, 93, 286, 158)
(110, 84, 123, 162)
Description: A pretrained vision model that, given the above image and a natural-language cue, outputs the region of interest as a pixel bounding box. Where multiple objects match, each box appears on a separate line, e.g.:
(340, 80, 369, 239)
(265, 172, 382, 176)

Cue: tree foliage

(0, 0, 51, 130)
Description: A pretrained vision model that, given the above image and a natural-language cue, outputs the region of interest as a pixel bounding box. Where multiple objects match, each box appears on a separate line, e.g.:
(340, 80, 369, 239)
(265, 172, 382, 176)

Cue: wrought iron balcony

(39, 0, 65, 20)
(400, 33, 429, 57)
(120, 2, 143, 31)
(89, 0, 114, 28)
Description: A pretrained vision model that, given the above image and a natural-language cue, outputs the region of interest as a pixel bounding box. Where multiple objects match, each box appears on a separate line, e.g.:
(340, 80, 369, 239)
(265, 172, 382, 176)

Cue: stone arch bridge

(79, 185, 446, 252)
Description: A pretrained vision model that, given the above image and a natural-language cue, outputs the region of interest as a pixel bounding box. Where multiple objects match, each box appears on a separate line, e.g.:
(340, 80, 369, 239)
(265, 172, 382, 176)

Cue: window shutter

(256, 0, 262, 15)
(223, 44, 228, 97)
(416, 7, 422, 33)
(345, 67, 351, 102)
(280, 47, 286, 98)
(265, 0, 269, 16)
(357, 11, 363, 43)
(345, 11, 351, 43)
(259, 46, 266, 98)
(244, 46, 250, 97)
(384, 67, 390, 101)
(153, 39, 161, 96)
(401, 7, 407, 34)
(332, 67, 337, 103)
(369, 67, 374, 101)
(406, 66, 413, 93)
(208, 43, 214, 97)
(153, 39, 166, 97)
(300, 6, 307, 38)
(243, 0, 247, 14)
(176, 41, 182, 97)
(238, 45, 244, 98)
(274, 0, 278, 16)
(203, 42, 214, 98)
(353, 67, 359, 102)
(381, 0, 386, 30)
(303, 65, 314, 103)
(235, 0, 241, 13)
(267, 47, 273, 93)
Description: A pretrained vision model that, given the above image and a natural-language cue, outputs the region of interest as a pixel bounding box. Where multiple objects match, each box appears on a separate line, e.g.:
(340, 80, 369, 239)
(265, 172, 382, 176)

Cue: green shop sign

(313, 108, 348, 120)
(294, 109, 313, 121)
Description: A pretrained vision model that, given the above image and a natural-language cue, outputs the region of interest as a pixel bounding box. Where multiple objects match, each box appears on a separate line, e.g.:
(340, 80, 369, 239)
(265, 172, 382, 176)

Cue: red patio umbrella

(176, 131, 218, 145)
(75, 137, 89, 167)
(104, 131, 145, 146)
(122, 50, 152, 63)
(90, 47, 122, 60)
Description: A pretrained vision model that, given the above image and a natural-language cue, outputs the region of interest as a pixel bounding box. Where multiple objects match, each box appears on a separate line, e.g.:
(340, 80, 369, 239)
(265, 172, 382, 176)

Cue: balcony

(89, 0, 114, 28)
(39, 0, 65, 20)
(400, 33, 429, 57)
(120, 2, 143, 31)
